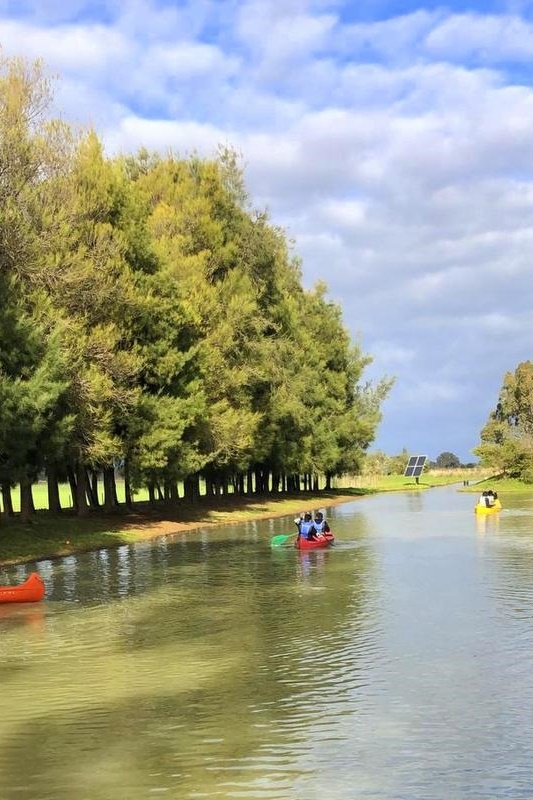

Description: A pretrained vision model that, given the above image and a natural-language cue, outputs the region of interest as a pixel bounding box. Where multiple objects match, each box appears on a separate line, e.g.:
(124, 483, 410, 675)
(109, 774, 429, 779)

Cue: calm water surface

(1, 486, 533, 799)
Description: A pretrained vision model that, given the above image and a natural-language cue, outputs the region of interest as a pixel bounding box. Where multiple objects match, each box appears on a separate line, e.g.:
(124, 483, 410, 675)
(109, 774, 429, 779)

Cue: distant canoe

(0, 572, 45, 603)
(474, 499, 502, 515)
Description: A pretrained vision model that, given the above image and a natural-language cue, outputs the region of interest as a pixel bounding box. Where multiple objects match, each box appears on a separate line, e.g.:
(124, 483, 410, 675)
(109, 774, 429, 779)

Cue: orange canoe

(0, 572, 45, 603)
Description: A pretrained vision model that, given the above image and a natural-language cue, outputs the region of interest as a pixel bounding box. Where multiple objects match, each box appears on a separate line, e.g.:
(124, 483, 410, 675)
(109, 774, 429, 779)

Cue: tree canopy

(435, 452, 461, 469)
(0, 54, 392, 518)
(474, 361, 533, 482)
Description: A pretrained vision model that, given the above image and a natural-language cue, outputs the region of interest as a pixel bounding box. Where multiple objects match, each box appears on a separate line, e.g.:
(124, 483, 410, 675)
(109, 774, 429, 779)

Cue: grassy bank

(462, 476, 533, 494)
(0, 474, 431, 568)
(334, 470, 488, 491)
(0, 490, 367, 567)
(1, 469, 520, 568)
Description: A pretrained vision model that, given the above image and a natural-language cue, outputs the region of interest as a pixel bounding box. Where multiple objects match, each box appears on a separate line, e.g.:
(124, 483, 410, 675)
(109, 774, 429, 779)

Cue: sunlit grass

(0, 488, 365, 566)
(2, 481, 152, 513)
(333, 470, 490, 492)
(462, 476, 533, 493)
(2, 468, 527, 567)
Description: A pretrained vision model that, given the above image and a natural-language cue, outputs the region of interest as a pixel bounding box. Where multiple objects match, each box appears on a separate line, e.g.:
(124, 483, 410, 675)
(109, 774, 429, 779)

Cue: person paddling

(479, 490, 491, 508)
(294, 512, 319, 540)
(313, 511, 331, 535)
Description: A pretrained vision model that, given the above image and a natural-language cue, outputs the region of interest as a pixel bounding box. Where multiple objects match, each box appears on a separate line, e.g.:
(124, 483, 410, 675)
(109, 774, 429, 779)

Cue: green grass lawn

(0, 488, 366, 566)
(334, 471, 488, 492)
(2, 481, 152, 513)
(1, 471, 530, 568)
(461, 476, 533, 494)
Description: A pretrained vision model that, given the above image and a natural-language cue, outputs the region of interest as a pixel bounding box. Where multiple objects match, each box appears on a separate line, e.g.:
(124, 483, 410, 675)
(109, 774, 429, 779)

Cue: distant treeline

(361, 449, 477, 477)
(0, 56, 391, 521)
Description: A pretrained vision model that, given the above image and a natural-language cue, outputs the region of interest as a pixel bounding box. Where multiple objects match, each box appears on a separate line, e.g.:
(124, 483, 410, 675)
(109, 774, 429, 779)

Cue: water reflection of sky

(1, 486, 533, 798)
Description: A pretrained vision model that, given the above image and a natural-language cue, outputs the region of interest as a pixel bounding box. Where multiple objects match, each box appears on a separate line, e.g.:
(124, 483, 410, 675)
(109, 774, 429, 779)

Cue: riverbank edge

(5, 473, 522, 569)
(0, 490, 366, 568)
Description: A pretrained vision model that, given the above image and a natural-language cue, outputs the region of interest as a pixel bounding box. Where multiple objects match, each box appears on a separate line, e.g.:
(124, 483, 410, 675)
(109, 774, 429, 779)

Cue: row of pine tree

(0, 56, 391, 520)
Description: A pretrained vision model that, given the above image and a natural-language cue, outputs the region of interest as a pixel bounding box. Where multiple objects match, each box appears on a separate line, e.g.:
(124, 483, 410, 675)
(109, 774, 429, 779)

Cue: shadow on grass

(0, 489, 368, 566)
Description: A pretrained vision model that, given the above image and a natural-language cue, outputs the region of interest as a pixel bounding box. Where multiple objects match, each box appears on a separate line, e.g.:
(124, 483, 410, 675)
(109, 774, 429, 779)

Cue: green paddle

(270, 534, 294, 547)
(271, 515, 304, 547)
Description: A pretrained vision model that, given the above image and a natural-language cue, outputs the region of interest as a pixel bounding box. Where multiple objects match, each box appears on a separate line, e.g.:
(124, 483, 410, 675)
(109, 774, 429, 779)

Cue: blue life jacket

(314, 520, 325, 533)
(300, 521, 313, 538)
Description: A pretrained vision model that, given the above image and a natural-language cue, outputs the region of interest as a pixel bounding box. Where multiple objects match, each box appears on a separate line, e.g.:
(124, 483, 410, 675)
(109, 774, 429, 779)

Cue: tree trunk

(163, 480, 175, 503)
(124, 458, 134, 510)
(67, 465, 78, 511)
(325, 472, 332, 490)
(91, 471, 100, 507)
(148, 483, 156, 507)
(19, 477, 34, 523)
(75, 463, 90, 516)
(46, 464, 62, 513)
(112, 471, 119, 506)
(246, 469, 254, 496)
(1, 482, 14, 516)
(103, 466, 117, 513)
(86, 470, 99, 509)
(183, 474, 200, 503)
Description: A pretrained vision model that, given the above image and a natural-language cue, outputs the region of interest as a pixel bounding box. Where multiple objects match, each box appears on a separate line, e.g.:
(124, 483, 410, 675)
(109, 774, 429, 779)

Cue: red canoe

(0, 572, 45, 603)
(295, 532, 334, 550)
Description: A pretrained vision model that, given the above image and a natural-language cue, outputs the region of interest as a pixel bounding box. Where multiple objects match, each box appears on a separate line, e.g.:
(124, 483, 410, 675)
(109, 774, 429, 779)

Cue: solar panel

(404, 455, 427, 478)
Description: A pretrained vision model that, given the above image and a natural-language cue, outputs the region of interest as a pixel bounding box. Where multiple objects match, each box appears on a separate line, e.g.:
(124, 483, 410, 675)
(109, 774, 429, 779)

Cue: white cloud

(400, 379, 462, 404)
(425, 13, 533, 62)
(3, 0, 533, 460)
(371, 343, 416, 367)
(476, 312, 522, 332)
(236, 0, 337, 60)
(147, 41, 240, 80)
(340, 10, 438, 61)
(320, 198, 368, 228)
(0, 19, 131, 73)
(105, 116, 224, 156)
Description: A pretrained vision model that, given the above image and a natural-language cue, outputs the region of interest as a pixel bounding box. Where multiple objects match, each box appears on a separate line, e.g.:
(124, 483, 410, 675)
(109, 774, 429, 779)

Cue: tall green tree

(0, 56, 73, 519)
(474, 361, 533, 480)
(30, 131, 161, 513)
(435, 451, 460, 468)
(0, 54, 393, 515)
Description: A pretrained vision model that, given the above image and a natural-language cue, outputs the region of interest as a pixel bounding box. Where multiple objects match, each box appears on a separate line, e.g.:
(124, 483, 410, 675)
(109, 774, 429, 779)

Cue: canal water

(1, 485, 533, 799)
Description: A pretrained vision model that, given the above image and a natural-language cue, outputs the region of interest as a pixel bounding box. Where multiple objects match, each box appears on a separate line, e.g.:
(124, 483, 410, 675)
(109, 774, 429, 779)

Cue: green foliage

(0, 58, 73, 491)
(363, 448, 411, 476)
(474, 361, 533, 479)
(435, 451, 460, 468)
(0, 54, 391, 513)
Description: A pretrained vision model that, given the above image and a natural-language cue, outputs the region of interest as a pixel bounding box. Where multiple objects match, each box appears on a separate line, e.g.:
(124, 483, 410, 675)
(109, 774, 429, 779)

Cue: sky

(1, 0, 533, 463)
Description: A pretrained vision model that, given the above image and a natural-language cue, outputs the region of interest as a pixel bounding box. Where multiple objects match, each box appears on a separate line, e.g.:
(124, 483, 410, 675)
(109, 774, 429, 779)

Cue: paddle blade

(270, 534, 292, 547)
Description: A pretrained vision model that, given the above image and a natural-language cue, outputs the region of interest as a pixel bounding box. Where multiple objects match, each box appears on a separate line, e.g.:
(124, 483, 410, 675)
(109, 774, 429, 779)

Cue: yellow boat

(474, 499, 502, 515)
